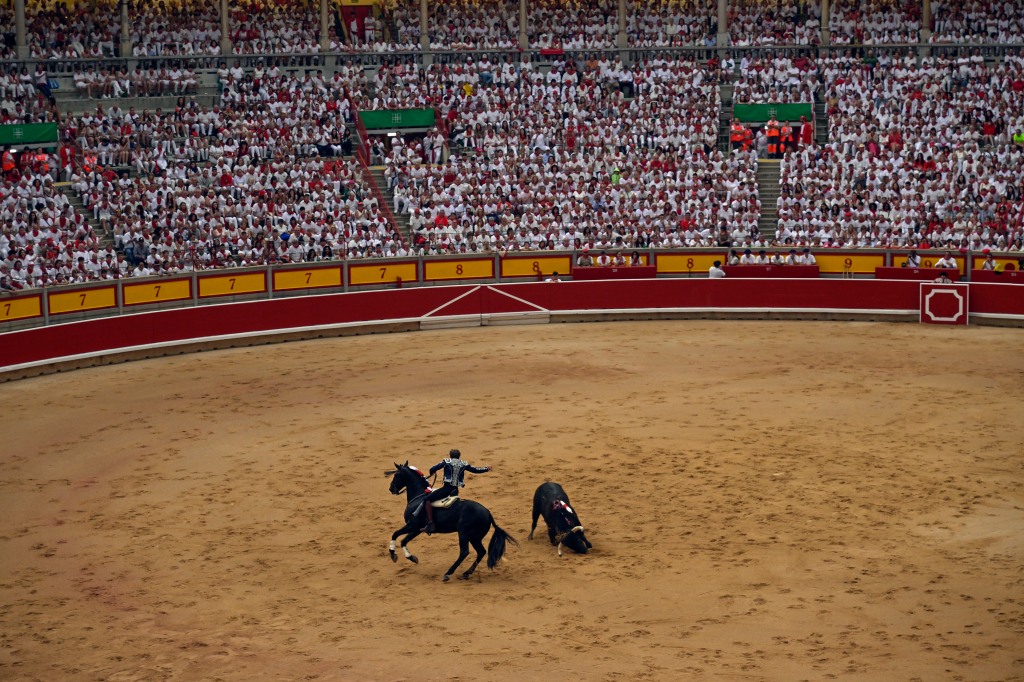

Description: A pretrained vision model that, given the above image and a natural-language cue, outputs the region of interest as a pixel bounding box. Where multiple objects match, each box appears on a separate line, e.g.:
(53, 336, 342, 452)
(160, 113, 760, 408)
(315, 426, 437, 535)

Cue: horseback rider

(422, 449, 491, 534)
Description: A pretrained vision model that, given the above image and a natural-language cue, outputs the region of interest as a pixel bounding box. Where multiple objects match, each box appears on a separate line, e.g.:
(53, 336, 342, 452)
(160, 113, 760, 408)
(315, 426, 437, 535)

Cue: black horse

(387, 462, 517, 581)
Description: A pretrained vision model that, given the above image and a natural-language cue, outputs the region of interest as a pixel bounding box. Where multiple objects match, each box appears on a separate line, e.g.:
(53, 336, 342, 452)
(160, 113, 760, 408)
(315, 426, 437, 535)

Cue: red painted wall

(0, 280, 1019, 371)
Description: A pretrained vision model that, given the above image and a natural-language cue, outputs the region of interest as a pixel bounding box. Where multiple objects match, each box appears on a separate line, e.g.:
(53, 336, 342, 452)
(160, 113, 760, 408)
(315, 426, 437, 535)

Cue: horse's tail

(486, 515, 518, 570)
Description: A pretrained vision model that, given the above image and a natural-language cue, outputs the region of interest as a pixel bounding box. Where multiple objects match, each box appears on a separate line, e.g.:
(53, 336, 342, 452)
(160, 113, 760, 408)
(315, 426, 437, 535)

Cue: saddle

(430, 496, 458, 509)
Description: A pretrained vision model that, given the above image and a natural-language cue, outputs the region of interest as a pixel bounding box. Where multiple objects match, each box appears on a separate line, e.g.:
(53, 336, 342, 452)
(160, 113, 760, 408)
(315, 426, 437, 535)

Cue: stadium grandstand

(1, 0, 1023, 290)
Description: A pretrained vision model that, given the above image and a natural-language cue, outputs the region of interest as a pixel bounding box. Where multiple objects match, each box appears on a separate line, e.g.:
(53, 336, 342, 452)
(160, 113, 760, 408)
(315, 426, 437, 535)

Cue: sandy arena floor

(1, 321, 1022, 681)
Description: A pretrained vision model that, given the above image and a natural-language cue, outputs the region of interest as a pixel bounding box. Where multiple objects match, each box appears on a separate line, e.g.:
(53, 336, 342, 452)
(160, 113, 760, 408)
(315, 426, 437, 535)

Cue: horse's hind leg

(459, 536, 487, 580)
(443, 536, 470, 582)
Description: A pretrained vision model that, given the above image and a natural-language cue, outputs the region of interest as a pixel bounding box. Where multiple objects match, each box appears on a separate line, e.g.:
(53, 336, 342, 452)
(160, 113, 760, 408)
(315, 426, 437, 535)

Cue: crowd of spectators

(528, 0, 617, 50)
(828, 0, 921, 45)
(626, 0, 717, 48)
(778, 52, 1024, 250)
(390, 0, 520, 51)
(231, 0, 333, 54)
(1, 66, 61, 124)
(56, 63, 370, 271)
(72, 64, 199, 99)
(732, 53, 821, 103)
(130, 0, 222, 57)
(67, 154, 400, 275)
(729, 0, 820, 47)
(4, 13, 1024, 292)
(369, 55, 763, 254)
(1, 167, 106, 290)
(929, 0, 1024, 44)
(5, 0, 1024, 66)
(24, 1, 119, 60)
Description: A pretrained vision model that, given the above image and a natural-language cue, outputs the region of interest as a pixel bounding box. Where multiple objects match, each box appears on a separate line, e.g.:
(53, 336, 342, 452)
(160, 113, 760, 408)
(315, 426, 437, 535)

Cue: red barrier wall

(1, 279, 1020, 374)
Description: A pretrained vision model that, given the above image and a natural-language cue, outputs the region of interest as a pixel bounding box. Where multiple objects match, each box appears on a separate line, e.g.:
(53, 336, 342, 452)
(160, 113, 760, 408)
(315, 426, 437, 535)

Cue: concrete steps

(52, 71, 221, 114)
(57, 91, 218, 115)
(717, 84, 733, 153)
(814, 100, 828, 146)
(369, 167, 411, 244)
(756, 159, 781, 237)
(58, 185, 116, 249)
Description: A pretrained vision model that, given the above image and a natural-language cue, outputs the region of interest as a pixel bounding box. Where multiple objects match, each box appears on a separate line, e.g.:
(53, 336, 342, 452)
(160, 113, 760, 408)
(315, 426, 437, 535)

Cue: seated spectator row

(4, 0, 338, 60)
(929, 0, 1024, 45)
(729, 0, 821, 47)
(13, 0, 1024, 60)
(73, 64, 199, 98)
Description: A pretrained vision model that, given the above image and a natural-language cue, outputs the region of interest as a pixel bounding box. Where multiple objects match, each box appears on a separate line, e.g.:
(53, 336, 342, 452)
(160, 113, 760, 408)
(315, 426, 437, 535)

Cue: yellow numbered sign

(0, 295, 43, 322)
(123, 279, 192, 306)
(500, 256, 571, 278)
(656, 253, 722, 274)
(198, 272, 267, 298)
(48, 287, 117, 314)
(815, 253, 885, 274)
(274, 267, 343, 291)
(349, 262, 417, 285)
(424, 259, 494, 281)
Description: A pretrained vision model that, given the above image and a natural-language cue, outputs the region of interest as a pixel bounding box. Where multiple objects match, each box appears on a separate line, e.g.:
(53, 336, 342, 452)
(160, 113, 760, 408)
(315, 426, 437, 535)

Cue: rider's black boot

(424, 504, 435, 534)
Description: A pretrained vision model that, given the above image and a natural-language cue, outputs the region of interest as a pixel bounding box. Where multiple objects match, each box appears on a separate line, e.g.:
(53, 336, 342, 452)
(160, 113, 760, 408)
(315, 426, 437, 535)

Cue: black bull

(529, 482, 592, 556)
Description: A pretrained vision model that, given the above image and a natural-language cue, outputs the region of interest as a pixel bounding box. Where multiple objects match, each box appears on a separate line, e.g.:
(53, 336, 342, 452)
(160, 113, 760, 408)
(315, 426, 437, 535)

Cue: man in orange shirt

(730, 120, 745, 152)
(765, 117, 780, 158)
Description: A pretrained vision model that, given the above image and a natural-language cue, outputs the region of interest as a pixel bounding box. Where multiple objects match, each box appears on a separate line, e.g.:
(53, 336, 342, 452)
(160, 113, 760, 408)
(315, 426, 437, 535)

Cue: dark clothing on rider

(430, 457, 490, 488)
(422, 454, 489, 533)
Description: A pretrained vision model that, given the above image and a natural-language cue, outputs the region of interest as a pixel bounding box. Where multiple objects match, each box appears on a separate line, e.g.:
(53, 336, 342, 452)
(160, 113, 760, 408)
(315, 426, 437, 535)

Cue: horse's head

(388, 461, 428, 497)
(387, 462, 406, 495)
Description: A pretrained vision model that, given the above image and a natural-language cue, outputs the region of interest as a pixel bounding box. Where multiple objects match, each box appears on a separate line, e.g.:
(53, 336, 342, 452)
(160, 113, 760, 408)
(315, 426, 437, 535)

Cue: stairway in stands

(717, 83, 734, 153)
(54, 184, 117, 250)
(756, 159, 781, 238)
(814, 99, 829, 146)
(368, 167, 412, 245)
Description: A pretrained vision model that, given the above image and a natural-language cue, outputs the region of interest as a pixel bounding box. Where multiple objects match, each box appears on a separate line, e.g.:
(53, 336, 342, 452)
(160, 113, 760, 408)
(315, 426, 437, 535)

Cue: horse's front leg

(400, 529, 422, 564)
(389, 523, 420, 563)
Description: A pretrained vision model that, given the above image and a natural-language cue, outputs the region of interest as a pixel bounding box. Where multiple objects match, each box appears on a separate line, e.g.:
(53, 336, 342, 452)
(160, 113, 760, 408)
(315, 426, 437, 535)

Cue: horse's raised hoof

(389, 550, 397, 563)
(408, 555, 418, 564)
(442, 574, 451, 582)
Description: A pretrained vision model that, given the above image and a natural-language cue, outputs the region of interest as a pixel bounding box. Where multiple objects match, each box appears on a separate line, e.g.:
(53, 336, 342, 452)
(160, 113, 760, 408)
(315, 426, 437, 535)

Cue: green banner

(0, 123, 59, 146)
(733, 103, 812, 123)
(359, 109, 436, 130)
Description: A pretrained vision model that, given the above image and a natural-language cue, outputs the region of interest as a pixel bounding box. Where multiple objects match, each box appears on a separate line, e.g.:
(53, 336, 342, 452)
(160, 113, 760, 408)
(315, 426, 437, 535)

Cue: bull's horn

(557, 542, 564, 557)
(571, 526, 584, 533)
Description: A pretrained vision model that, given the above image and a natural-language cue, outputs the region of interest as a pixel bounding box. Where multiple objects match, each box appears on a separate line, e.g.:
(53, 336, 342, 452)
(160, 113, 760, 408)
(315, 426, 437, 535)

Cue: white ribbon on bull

(555, 526, 585, 557)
